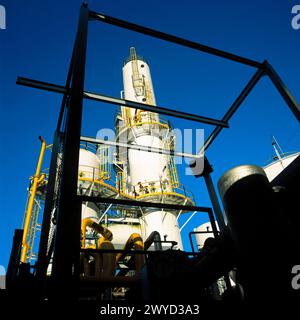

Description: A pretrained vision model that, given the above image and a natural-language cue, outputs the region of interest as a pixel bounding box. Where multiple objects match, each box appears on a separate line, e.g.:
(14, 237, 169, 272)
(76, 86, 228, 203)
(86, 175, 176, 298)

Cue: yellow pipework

(81, 219, 116, 279)
(116, 233, 145, 275)
(21, 136, 46, 263)
(81, 218, 113, 249)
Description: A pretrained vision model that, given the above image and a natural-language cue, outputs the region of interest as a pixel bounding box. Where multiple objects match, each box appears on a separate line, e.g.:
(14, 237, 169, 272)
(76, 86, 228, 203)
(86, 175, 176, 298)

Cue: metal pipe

(77, 194, 213, 213)
(202, 68, 265, 152)
(116, 233, 145, 276)
(83, 91, 229, 127)
(144, 231, 162, 251)
(179, 211, 197, 232)
(203, 173, 226, 232)
(263, 60, 300, 123)
(207, 208, 219, 240)
(89, 11, 263, 68)
(190, 157, 226, 231)
(97, 194, 119, 224)
(217, 165, 281, 299)
(81, 218, 113, 249)
(16, 77, 229, 128)
(81, 248, 199, 255)
(81, 136, 202, 159)
(21, 136, 46, 263)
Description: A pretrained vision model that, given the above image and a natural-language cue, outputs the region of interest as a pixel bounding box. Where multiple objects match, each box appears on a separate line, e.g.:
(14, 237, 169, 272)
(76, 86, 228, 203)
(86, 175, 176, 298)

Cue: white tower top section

(123, 47, 156, 106)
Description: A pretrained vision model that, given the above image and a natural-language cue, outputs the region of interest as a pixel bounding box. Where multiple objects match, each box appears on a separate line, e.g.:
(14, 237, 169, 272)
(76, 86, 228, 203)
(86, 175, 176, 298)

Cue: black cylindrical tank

(217, 165, 291, 301)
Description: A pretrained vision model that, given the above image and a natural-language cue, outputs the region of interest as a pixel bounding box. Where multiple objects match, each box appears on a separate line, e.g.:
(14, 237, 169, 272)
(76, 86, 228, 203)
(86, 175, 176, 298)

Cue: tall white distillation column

(117, 48, 194, 250)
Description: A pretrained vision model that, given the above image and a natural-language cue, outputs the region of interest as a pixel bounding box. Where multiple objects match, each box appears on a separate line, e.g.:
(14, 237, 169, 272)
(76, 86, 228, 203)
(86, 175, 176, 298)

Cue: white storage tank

(193, 221, 219, 251)
(141, 211, 183, 250)
(107, 218, 143, 249)
(263, 152, 300, 181)
(78, 148, 101, 224)
(78, 148, 100, 182)
(123, 51, 156, 106)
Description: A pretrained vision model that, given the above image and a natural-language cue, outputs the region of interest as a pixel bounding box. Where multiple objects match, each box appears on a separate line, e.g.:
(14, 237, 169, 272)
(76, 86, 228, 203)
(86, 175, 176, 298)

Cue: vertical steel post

(6, 229, 23, 290)
(36, 131, 60, 282)
(204, 173, 226, 232)
(51, 3, 89, 295)
(190, 157, 226, 232)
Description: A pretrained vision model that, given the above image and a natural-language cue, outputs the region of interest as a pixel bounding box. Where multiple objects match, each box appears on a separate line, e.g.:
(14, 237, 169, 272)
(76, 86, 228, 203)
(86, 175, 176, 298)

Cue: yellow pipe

(116, 232, 144, 262)
(21, 136, 46, 263)
(81, 218, 113, 249)
(116, 233, 145, 275)
(81, 219, 116, 278)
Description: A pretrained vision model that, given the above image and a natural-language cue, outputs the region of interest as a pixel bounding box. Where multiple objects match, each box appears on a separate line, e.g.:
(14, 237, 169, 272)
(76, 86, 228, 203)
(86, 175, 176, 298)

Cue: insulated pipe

(81, 218, 113, 248)
(217, 165, 274, 254)
(144, 231, 162, 251)
(116, 233, 145, 275)
(81, 219, 116, 279)
(217, 165, 285, 300)
(21, 136, 46, 263)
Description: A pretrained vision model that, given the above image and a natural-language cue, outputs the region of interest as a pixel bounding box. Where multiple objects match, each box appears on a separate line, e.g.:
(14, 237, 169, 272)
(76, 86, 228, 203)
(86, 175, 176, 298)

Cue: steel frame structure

(12, 2, 300, 295)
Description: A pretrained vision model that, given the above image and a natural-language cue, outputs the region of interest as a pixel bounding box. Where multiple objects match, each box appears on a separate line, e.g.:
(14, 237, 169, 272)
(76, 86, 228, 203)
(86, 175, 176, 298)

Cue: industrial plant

(2, 3, 300, 313)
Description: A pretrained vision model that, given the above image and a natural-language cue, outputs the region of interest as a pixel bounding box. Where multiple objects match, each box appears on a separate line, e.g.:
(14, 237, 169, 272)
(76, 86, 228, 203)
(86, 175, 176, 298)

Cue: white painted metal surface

(121, 49, 185, 249)
(128, 135, 170, 190)
(108, 218, 143, 249)
(123, 57, 156, 106)
(263, 152, 299, 181)
(141, 211, 183, 250)
(79, 149, 100, 181)
(78, 149, 100, 225)
(194, 221, 219, 250)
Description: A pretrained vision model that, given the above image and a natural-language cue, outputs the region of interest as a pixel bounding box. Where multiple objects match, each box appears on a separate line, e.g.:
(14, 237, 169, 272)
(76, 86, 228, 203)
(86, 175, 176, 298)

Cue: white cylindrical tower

(115, 48, 194, 250)
(194, 222, 219, 251)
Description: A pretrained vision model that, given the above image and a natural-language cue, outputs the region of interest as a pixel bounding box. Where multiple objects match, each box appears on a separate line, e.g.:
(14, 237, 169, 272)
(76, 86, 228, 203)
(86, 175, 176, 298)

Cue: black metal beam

(89, 11, 263, 69)
(77, 195, 212, 213)
(78, 196, 219, 239)
(6, 229, 23, 290)
(56, 42, 76, 131)
(51, 4, 89, 290)
(84, 91, 229, 127)
(36, 131, 60, 283)
(16, 77, 229, 128)
(189, 230, 217, 252)
(263, 60, 300, 123)
(16, 77, 66, 94)
(81, 248, 198, 255)
(80, 135, 202, 159)
(202, 68, 265, 152)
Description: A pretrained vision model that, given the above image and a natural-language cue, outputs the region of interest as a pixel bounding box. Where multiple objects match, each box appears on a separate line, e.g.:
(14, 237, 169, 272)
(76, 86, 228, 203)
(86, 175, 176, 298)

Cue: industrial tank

(194, 221, 219, 250)
(264, 152, 300, 181)
(114, 48, 195, 250)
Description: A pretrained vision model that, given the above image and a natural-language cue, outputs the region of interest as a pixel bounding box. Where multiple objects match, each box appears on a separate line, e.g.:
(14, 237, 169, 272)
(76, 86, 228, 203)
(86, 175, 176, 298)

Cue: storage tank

(194, 221, 219, 251)
(263, 137, 300, 182)
(78, 148, 101, 222)
(264, 152, 300, 181)
(107, 218, 143, 249)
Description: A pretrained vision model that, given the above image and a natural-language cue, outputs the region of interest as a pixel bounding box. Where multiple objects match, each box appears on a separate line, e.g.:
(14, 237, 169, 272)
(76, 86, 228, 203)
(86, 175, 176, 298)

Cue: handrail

(21, 136, 46, 263)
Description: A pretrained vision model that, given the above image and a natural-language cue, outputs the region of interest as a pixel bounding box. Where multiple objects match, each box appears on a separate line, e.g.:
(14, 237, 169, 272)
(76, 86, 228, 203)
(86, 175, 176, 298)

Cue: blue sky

(0, 0, 299, 268)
